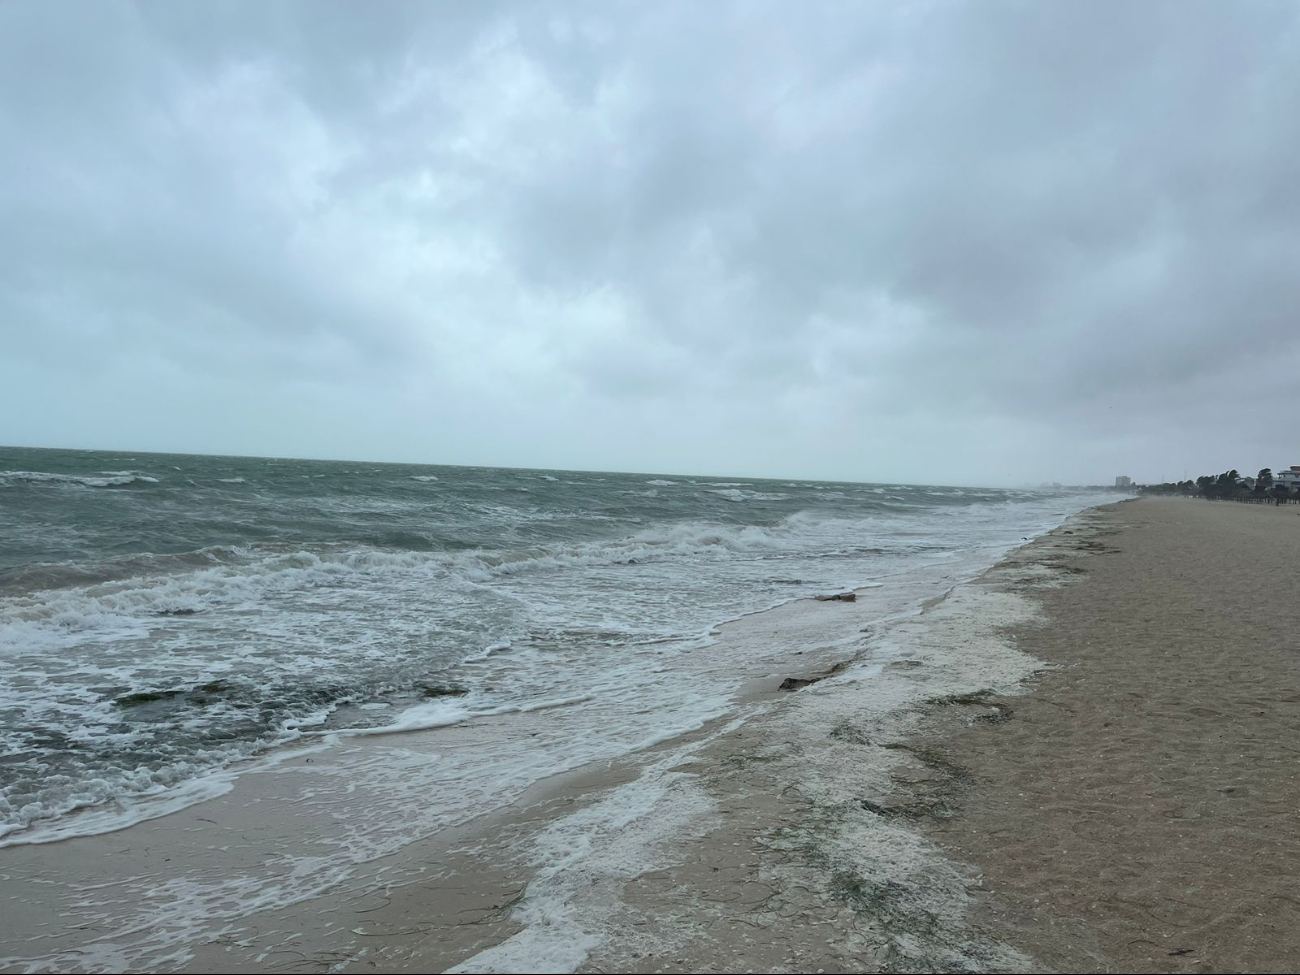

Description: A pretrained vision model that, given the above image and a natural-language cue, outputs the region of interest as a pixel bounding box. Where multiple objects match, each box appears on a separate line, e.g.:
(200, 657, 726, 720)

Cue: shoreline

(0, 535, 1021, 853)
(0, 500, 1115, 974)
(559, 503, 1124, 974)
(0, 552, 991, 973)
(566, 497, 1300, 974)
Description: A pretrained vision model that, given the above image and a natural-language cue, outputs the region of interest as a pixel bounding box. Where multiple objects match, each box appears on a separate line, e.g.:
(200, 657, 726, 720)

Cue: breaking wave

(1, 470, 160, 489)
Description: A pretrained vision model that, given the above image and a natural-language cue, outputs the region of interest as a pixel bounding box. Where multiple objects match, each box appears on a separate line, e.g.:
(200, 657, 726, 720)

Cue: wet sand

(0, 574, 904, 973)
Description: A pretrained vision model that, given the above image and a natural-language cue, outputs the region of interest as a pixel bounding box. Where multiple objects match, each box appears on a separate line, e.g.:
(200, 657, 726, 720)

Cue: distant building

(1114, 475, 1133, 488)
(1276, 465, 1300, 487)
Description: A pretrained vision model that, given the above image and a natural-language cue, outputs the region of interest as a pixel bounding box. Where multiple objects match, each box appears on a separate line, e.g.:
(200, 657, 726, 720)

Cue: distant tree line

(1138, 468, 1299, 504)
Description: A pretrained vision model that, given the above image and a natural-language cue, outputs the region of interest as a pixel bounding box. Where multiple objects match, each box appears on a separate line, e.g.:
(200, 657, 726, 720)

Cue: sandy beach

(5, 496, 1299, 973)
(576, 497, 1300, 973)
(913, 497, 1300, 973)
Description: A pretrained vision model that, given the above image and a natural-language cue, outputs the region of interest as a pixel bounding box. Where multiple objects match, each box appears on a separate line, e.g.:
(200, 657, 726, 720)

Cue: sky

(2, 1, 1298, 487)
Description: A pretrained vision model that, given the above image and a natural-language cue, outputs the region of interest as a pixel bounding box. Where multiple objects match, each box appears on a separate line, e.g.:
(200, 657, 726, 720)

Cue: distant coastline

(1139, 465, 1300, 503)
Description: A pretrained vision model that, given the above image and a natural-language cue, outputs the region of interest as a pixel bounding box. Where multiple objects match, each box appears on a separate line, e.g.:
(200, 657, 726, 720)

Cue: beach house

(1275, 466, 1300, 487)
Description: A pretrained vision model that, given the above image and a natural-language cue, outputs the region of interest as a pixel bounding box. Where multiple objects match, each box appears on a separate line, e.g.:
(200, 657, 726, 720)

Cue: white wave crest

(0, 470, 159, 489)
(707, 488, 790, 503)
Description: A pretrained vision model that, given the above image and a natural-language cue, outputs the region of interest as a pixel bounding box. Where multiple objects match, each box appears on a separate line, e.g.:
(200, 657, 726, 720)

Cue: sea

(0, 445, 1106, 846)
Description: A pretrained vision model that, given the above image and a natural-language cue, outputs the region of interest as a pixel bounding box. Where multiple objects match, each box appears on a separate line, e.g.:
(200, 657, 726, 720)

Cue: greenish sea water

(0, 445, 1103, 840)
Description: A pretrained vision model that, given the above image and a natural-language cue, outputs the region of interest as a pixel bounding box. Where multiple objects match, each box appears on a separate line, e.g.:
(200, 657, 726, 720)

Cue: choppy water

(0, 446, 1103, 841)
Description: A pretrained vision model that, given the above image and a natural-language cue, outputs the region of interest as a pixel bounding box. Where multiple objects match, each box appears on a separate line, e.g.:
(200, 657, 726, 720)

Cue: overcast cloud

(2, 0, 1298, 485)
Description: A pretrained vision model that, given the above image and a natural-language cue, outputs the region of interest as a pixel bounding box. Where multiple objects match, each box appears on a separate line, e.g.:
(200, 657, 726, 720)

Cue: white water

(1, 466, 1108, 845)
(0, 493, 1112, 975)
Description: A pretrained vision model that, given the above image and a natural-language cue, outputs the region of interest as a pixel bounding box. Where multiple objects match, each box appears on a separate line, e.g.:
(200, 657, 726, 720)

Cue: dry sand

(910, 498, 1300, 974)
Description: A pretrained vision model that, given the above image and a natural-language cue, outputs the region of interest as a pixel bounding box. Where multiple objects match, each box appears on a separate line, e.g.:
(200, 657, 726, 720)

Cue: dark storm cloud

(2, 0, 1297, 483)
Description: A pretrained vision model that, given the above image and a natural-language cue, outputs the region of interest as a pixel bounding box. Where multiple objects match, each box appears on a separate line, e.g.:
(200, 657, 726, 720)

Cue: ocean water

(0, 446, 1103, 843)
